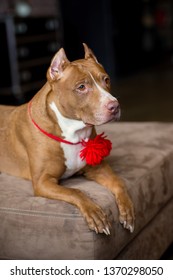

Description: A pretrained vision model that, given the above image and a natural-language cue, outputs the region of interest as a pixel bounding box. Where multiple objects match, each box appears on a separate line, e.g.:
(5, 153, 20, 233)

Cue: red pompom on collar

(80, 133, 112, 166)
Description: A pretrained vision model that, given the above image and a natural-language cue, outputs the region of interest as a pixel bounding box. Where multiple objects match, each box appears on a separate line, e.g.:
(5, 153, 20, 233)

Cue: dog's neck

(49, 101, 93, 144)
(29, 83, 93, 144)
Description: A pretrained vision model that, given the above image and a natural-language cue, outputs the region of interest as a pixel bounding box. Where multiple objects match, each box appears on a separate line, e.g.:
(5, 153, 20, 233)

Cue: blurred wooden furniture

(0, 0, 63, 104)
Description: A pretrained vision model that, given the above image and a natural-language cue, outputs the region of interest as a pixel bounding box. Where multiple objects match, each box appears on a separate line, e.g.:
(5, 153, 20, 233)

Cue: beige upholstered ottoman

(0, 122, 173, 259)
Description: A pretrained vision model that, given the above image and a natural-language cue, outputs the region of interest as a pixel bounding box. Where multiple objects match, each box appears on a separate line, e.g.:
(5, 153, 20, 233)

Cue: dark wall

(60, 0, 173, 80)
(60, 0, 116, 79)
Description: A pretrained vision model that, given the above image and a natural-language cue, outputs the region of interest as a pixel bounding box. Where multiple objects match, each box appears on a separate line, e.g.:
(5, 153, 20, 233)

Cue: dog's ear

(47, 48, 70, 81)
(83, 43, 98, 62)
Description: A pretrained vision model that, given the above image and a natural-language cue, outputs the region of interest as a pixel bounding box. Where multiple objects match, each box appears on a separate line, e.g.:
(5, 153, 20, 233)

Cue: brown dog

(0, 44, 134, 235)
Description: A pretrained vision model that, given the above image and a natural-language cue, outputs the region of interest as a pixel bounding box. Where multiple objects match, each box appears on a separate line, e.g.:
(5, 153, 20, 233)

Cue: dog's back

(0, 104, 30, 178)
(0, 105, 17, 173)
(0, 105, 16, 127)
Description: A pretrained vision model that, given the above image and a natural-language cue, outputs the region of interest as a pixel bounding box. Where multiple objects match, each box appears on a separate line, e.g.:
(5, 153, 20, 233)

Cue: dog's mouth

(85, 123, 94, 127)
(84, 109, 121, 127)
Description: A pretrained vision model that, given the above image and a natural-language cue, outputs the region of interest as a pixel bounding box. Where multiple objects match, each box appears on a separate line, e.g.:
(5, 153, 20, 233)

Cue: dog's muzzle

(106, 100, 121, 121)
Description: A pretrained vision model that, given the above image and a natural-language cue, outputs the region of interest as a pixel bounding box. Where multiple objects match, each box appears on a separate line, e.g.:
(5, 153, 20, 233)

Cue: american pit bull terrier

(0, 44, 134, 235)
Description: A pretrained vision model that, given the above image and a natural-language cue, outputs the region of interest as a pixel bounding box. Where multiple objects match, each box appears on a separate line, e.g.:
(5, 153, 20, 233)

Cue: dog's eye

(78, 84, 86, 91)
(104, 76, 110, 86)
(76, 82, 90, 94)
(77, 84, 86, 92)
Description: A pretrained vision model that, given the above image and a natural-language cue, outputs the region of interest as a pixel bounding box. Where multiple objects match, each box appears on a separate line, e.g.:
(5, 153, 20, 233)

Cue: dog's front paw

(81, 201, 111, 235)
(117, 193, 135, 233)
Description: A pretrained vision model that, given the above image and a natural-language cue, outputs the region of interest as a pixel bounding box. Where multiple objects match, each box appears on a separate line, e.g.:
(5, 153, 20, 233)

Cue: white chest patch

(60, 142, 86, 179)
(49, 102, 92, 179)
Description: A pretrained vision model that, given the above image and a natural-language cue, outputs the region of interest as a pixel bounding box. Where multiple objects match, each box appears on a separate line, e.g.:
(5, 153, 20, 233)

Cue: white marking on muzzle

(88, 72, 117, 103)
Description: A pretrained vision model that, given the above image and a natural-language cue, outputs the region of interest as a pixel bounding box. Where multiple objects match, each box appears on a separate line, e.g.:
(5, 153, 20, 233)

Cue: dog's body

(0, 44, 134, 234)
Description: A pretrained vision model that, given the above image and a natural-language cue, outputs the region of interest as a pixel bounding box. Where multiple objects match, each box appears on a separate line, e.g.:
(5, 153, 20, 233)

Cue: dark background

(0, 0, 173, 122)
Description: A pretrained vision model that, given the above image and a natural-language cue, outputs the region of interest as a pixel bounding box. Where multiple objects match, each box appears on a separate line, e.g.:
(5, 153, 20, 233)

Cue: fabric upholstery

(0, 122, 173, 259)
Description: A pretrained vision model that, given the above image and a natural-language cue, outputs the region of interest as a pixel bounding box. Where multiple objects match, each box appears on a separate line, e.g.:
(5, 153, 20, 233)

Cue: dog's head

(47, 43, 120, 126)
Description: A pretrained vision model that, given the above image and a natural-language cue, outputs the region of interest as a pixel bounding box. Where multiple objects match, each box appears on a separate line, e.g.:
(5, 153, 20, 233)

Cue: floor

(114, 65, 173, 122)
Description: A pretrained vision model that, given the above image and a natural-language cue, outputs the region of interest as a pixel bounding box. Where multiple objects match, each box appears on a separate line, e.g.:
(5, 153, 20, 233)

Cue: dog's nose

(106, 100, 120, 114)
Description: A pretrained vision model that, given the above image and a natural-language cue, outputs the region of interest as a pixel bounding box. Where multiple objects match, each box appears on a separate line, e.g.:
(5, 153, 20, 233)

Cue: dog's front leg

(31, 166, 111, 235)
(83, 161, 135, 233)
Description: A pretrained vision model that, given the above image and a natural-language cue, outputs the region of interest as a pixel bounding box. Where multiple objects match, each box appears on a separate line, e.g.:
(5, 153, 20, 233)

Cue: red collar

(28, 101, 112, 165)
(28, 101, 80, 145)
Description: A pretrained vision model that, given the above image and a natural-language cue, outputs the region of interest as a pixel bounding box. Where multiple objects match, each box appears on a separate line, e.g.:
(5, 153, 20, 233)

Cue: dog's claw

(128, 224, 134, 233)
(117, 192, 135, 233)
(120, 219, 134, 233)
(102, 226, 111, 235)
(103, 228, 108, 235)
(123, 221, 127, 228)
(106, 226, 111, 235)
